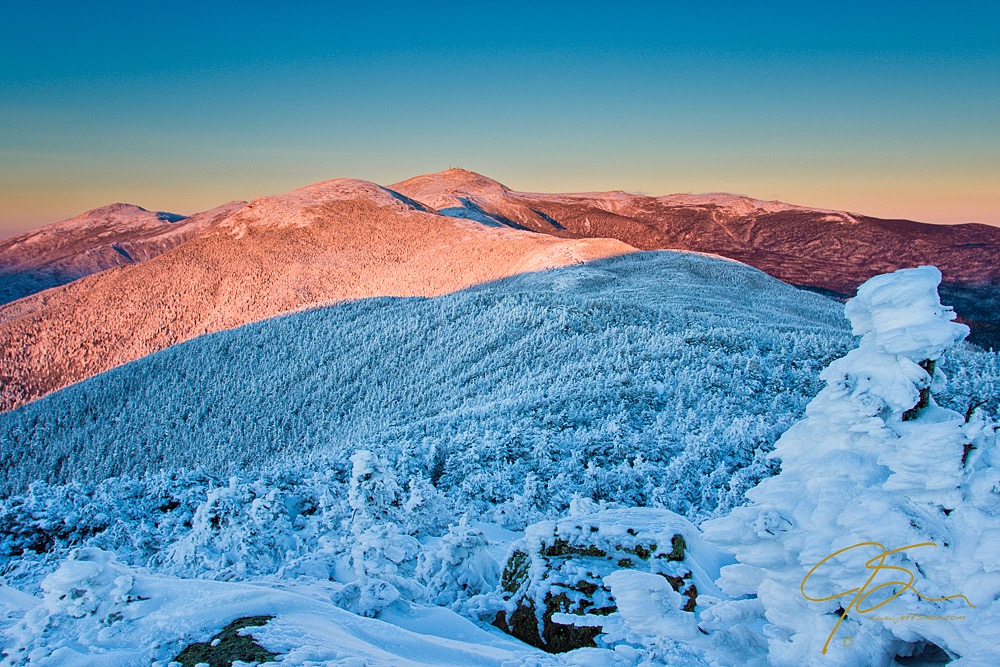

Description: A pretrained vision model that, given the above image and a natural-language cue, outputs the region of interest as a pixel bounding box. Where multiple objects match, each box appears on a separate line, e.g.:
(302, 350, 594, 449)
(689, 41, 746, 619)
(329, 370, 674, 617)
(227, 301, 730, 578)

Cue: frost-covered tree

(347, 450, 404, 532)
(701, 266, 1000, 666)
(166, 477, 297, 580)
(496, 472, 548, 529)
(402, 475, 450, 537)
(346, 522, 424, 616)
(416, 515, 499, 610)
(338, 450, 423, 616)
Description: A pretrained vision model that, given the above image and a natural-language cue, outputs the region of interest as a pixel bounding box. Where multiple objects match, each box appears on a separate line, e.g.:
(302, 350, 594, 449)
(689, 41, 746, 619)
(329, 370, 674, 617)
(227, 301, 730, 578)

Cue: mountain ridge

(0, 201, 246, 304)
(2, 168, 999, 412)
(392, 168, 1000, 293)
(0, 177, 633, 411)
(391, 169, 1000, 347)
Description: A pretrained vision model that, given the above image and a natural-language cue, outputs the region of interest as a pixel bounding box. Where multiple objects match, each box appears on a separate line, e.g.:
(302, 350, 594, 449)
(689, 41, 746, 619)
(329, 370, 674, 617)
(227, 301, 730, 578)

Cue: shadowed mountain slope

(3, 251, 996, 516)
(6, 168, 997, 413)
(0, 202, 246, 304)
(0, 179, 632, 411)
(0, 251, 852, 506)
(393, 169, 1000, 346)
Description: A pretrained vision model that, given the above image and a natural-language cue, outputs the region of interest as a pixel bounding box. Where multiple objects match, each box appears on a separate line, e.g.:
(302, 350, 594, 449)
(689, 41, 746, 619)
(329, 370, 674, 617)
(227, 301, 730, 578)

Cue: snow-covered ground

(1, 259, 998, 664)
(1, 252, 862, 510)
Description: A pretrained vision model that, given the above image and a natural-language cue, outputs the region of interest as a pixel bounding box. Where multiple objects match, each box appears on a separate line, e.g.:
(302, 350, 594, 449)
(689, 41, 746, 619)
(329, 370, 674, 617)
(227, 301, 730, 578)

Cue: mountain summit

(0, 201, 245, 304)
(393, 169, 1000, 346)
(390, 169, 561, 233)
(395, 168, 1000, 292)
(0, 177, 633, 411)
(2, 168, 999, 411)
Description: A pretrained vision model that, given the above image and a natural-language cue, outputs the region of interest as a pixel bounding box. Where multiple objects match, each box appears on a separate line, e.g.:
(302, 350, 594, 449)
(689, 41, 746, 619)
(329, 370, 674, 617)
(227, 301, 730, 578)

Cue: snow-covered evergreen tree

(347, 450, 404, 532)
(402, 475, 450, 537)
(416, 515, 499, 609)
(338, 450, 423, 616)
(701, 266, 1000, 666)
(497, 472, 549, 529)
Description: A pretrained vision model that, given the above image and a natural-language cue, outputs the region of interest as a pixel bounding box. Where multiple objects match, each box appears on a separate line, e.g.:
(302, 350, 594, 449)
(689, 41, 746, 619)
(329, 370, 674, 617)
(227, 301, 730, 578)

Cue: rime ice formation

(845, 265, 968, 363)
(1, 264, 998, 665)
(701, 266, 1000, 666)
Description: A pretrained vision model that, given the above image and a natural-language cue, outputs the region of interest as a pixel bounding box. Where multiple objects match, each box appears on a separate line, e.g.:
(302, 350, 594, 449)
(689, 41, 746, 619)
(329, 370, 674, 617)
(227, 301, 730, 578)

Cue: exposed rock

(493, 508, 712, 653)
(173, 615, 277, 667)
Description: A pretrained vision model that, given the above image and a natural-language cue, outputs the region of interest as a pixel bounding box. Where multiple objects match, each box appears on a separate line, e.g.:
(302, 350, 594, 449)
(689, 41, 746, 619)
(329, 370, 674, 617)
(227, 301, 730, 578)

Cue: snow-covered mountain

(0, 179, 631, 411)
(0, 251, 851, 501)
(5, 251, 997, 513)
(393, 169, 1000, 347)
(1, 258, 997, 665)
(0, 202, 245, 305)
(393, 168, 1000, 292)
(4, 169, 997, 415)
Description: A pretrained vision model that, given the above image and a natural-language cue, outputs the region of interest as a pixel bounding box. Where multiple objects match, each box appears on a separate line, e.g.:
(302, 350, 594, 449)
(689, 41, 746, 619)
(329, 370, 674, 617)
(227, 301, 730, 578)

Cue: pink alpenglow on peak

(0, 178, 634, 411)
(0, 201, 246, 305)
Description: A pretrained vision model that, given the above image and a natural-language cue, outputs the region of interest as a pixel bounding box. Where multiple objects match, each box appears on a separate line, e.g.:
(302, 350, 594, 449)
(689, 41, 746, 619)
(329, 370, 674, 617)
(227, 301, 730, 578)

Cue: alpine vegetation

(700, 266, 1000, 665)
(1, 251, 863, 518)
(1, 257, 998, 665)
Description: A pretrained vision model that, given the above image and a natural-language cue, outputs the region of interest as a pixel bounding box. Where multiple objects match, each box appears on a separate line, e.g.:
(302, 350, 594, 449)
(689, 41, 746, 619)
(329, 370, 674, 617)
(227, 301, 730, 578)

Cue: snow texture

(701, 266, 1000, 665)
(2, 251, 870, 523)
(0, 261, 997, 665)
(1, 547, 541, 666)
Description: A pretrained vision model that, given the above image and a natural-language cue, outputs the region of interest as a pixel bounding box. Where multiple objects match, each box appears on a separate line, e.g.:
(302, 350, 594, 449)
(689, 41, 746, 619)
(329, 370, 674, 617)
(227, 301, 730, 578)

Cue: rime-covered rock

(493, 507, 728, 653)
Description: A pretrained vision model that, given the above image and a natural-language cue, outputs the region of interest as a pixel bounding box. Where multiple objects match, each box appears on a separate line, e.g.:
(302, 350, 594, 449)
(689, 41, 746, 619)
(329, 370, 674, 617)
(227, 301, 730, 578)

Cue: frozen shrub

(417, 516, 500, 609)
(336, 450, 424, 616)
(3, 549, 140, 663)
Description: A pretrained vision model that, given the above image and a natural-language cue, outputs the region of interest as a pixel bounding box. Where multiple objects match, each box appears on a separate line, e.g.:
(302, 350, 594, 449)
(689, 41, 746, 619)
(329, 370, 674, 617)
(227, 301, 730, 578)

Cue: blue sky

(2, 1, 998, 235)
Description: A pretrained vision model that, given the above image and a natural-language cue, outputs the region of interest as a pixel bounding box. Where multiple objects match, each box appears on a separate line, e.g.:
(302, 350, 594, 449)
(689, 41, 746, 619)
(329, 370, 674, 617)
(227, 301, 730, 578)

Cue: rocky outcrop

(493, 507, 714, 653)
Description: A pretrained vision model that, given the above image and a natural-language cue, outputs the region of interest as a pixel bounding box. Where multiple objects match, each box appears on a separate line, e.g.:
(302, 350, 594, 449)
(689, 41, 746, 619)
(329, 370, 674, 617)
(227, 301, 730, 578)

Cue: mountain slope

(1, 251, 853, 508)
(389, 169, 572, 234)
(0, 179, 632, 411)
(6, 168, 997, 413)
(0, 201, 246, 304)
(3, 251, 996, 518)
(392, 169, 1000, 345)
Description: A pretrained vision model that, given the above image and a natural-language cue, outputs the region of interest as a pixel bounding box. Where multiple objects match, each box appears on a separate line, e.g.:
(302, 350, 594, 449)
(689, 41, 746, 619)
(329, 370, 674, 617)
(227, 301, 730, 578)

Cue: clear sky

(2, 1, 998, 237)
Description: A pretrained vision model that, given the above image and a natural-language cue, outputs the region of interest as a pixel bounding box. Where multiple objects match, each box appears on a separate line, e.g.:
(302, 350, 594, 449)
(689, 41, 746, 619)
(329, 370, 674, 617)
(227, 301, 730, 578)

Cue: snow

(844, 265, 969, 362)
(0, 260, 997, 664)
(1, 251, 871, 519)
(700, 266, 1000, 664)
(220, 179, 425, 237)
(1, 549, 544, 666)
(603, 570, 700, 640)
(437, 205, 507, 227)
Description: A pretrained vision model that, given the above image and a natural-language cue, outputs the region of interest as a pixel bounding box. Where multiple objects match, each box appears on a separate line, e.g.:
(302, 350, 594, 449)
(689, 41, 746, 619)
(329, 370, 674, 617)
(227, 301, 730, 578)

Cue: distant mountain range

(1, 168, 997, 412)
(0, 178, 630, 411)
(393, 169, 1000, 345)
(0, 201, 245, 305)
